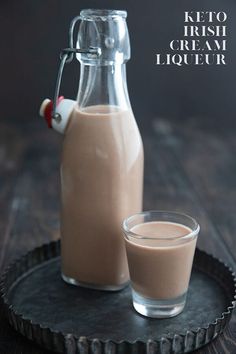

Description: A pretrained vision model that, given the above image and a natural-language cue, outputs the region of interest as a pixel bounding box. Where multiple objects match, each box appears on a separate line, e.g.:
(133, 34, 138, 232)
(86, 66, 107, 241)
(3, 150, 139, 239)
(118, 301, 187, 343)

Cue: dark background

(2, 0, 236, 128)
(1, 2, 236, 353)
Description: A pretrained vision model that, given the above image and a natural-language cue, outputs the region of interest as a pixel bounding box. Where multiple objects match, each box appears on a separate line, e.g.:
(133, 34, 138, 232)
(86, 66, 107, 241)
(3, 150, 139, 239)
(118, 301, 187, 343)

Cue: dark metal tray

(0, 241, 235, 354)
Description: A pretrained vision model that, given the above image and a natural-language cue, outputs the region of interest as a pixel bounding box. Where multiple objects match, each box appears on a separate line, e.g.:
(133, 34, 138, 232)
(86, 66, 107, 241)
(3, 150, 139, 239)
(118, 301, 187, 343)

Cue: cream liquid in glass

(125, 221, 196, 299)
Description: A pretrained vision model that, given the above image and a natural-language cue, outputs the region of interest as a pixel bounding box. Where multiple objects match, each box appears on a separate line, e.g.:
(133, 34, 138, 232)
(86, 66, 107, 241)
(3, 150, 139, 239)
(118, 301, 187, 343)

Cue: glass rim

(122, 210, 200, 241)
(80, 9, 127, 20)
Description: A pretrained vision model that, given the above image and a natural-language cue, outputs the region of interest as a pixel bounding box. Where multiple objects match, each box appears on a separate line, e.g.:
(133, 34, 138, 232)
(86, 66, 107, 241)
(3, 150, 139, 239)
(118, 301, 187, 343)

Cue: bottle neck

(77, 63, 131, 111)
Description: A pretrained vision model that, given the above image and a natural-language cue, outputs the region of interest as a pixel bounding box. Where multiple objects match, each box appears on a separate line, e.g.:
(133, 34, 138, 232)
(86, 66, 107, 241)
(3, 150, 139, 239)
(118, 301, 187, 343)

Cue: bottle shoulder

(64, 105, 140, 135)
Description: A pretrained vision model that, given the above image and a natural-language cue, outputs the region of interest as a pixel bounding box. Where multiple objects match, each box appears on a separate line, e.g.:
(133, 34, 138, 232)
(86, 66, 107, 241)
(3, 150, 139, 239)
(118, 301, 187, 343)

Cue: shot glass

(122, 211, 200, 318)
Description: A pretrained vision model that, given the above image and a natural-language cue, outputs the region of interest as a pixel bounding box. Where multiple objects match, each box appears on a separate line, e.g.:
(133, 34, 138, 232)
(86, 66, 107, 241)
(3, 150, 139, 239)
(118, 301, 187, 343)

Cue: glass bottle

(42, 9, 144, 291)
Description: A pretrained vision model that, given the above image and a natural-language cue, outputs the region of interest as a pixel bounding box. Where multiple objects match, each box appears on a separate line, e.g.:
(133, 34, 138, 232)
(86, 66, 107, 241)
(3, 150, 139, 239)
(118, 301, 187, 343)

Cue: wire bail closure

(52, 16, 101, 122)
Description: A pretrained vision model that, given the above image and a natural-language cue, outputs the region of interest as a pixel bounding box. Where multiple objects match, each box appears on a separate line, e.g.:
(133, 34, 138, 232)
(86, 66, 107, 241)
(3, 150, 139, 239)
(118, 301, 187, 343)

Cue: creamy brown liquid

(61, 105, 144, 288)
(125, 221, 197, 299)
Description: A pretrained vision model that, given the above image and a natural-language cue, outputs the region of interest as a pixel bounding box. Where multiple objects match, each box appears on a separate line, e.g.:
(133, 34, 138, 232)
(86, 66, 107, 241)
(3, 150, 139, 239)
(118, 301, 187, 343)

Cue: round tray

(0, 241, 235, 354)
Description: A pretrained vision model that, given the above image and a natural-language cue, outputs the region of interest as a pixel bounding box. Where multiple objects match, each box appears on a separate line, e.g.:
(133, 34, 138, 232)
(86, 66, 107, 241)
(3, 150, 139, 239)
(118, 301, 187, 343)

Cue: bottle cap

(39, 96, 76, 134)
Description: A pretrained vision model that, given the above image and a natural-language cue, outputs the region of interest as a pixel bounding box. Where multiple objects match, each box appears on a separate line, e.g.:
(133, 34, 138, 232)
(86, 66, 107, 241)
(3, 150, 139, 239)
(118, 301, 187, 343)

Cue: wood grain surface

(0, 116, 235, 353)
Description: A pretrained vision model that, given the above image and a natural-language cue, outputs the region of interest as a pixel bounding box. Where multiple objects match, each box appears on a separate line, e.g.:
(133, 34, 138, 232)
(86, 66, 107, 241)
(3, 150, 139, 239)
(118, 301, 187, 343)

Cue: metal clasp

(52, 16, 101, 122)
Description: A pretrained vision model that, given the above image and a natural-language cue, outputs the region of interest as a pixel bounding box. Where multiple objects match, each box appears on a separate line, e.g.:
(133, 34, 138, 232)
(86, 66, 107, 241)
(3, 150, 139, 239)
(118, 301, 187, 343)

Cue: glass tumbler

(122, 211, 200, 318)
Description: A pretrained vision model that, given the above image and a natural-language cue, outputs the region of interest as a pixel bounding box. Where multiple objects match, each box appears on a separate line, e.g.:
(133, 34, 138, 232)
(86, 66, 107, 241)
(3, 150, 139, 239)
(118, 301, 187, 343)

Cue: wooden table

(0, 115, 235, 353)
